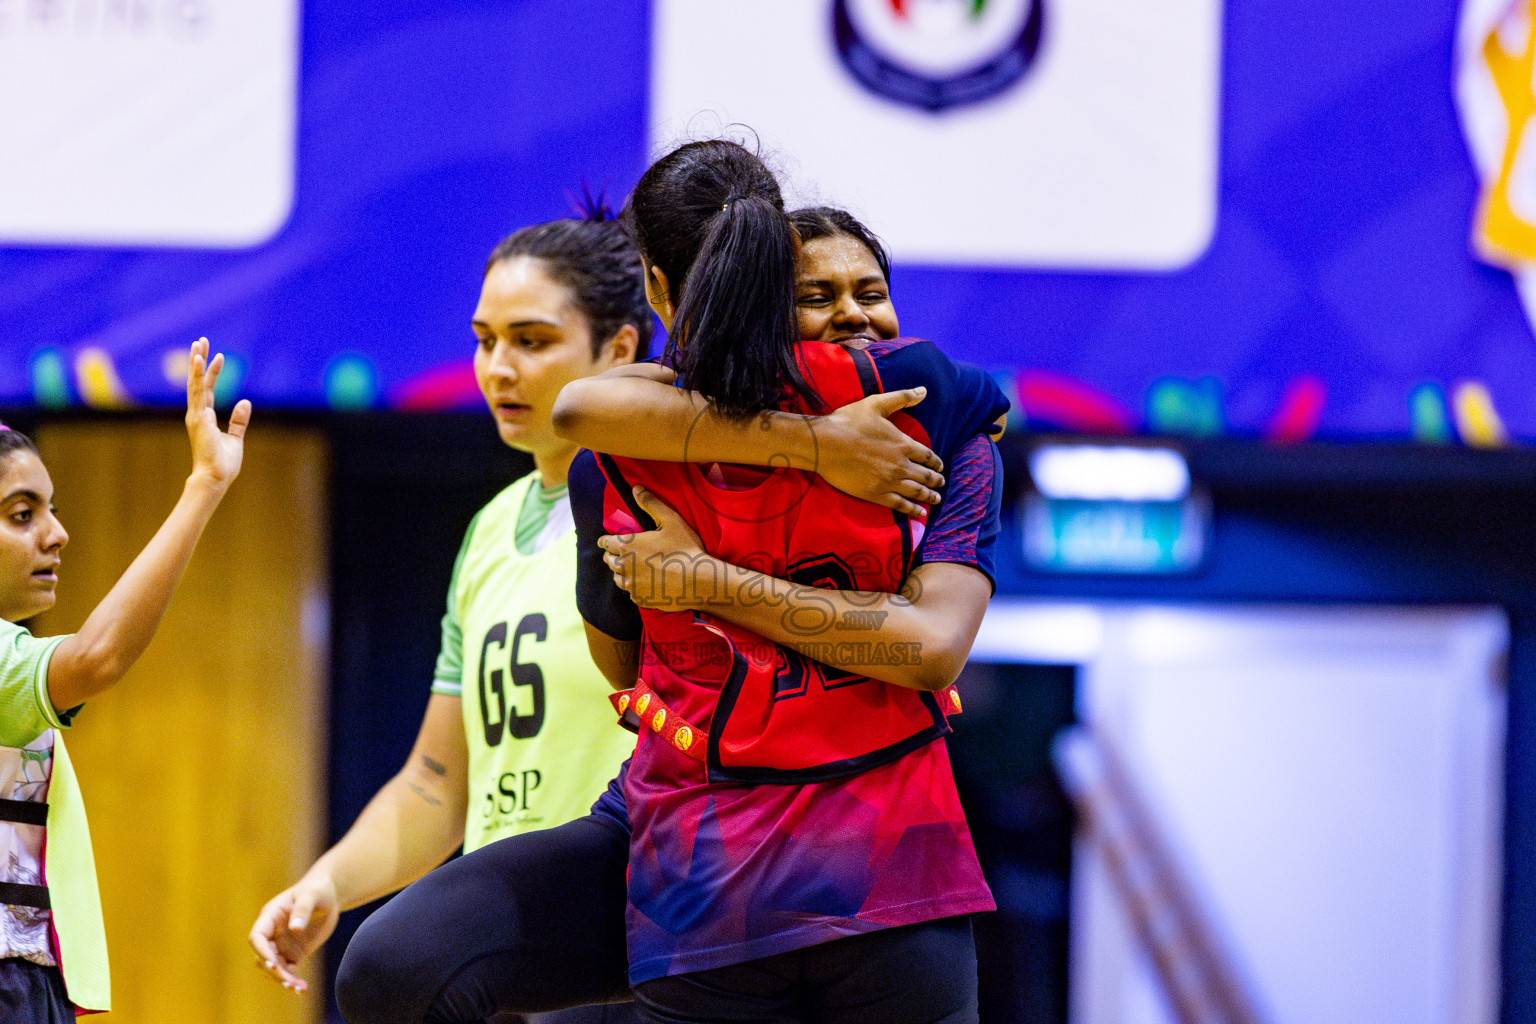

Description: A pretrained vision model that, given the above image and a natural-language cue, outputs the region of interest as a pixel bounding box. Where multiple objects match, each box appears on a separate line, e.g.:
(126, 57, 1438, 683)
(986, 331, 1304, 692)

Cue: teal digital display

(1021, 493, 1209, 575)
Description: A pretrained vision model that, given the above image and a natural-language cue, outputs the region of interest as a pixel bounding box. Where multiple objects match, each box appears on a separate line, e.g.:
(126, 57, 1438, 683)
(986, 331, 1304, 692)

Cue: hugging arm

(598, 434, 1002, 692)
(585, 622, 639, 691)
(552, 364, 946, 518)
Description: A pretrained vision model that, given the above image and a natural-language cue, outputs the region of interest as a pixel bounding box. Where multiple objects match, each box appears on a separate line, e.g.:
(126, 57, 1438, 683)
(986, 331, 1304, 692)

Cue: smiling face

(794, 232, 900, 345)
(0, 450, 68, 623)
(473, 255, 631, 460)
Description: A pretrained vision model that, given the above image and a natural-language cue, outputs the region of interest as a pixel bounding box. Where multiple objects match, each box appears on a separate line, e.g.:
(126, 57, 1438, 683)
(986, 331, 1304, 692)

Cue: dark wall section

(949, 662, 1076, 1024)
(325, 412, 530, 1017)
(995, 433, 1536, 1023)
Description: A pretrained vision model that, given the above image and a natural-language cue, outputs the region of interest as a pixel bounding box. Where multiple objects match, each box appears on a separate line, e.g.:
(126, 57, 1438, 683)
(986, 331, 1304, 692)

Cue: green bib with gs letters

(452, 473, 635, 853)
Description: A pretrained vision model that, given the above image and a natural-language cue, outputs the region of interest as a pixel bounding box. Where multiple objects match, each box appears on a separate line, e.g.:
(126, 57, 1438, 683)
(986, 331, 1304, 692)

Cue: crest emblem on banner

(832, 0, 1045, 112)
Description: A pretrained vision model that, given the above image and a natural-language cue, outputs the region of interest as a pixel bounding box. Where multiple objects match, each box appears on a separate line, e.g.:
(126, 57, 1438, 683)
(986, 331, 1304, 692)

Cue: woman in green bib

(249, 215, 654, 1020)
(0, 340, 249, 1019)
(251, 208, 943, 1022)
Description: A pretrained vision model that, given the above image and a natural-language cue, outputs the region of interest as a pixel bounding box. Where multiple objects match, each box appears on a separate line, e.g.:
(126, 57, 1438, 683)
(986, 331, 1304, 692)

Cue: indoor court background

(5, 1, 1536, 1022)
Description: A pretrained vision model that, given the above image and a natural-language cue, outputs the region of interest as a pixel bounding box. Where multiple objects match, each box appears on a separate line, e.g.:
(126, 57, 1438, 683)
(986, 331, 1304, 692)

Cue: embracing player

(253, 207, 953, 1023)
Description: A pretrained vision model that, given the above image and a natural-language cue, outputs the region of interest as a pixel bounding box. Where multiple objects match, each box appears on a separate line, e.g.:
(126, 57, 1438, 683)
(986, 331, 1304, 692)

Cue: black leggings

(0, 959, 74, 1023)
(632, 916, 979, 1024)
(335, 813, 976, 1024)
(335, 814, 634, 1024)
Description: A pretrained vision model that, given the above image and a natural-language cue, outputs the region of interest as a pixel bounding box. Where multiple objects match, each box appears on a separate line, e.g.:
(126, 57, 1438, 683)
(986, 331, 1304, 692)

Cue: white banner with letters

(0, 0, 299, 248)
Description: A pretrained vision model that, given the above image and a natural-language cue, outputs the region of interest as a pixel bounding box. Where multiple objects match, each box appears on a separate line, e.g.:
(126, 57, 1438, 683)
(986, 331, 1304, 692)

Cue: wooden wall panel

(32, 421, 328, 1024)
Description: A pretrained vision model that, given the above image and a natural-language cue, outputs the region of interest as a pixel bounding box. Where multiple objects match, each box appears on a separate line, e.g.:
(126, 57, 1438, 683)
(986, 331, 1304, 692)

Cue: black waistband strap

(0, 800, 46, 827)
(0, 882, 49, 910)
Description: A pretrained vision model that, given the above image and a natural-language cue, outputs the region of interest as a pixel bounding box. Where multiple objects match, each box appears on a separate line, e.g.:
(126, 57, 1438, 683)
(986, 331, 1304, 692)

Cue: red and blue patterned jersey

(592, 341, 978, 784)
(575, 339, 1005, 645)
(570, 338, 1005, 983)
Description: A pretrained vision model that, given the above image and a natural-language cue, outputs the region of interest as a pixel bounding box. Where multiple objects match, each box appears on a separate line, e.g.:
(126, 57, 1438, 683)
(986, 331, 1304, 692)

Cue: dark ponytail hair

(622, 139, 813, 417)
(485, 195, 655, 359)
(0, 425, 38, 469)
(788, 206, 893, 289)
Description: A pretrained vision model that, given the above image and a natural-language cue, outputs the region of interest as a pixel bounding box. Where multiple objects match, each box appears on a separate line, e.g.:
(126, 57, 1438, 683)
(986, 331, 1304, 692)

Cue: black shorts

(0, 958, 75, 1023)
(632, 916, 979, 1024)
(335, 813, 637, 1024)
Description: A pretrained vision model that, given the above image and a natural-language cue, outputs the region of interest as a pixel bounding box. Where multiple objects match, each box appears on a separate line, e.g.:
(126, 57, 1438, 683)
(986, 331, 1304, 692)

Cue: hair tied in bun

(568, 180, 616, 223)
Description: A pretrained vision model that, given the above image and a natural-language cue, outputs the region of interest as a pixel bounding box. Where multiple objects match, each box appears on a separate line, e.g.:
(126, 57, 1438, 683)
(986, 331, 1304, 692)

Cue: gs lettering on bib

(454, 475, 636, 853)
(476, 614, 548, 747)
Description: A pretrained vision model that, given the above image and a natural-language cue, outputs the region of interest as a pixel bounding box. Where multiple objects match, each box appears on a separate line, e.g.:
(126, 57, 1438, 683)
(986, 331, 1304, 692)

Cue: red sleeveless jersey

(592, 341, 953, 784)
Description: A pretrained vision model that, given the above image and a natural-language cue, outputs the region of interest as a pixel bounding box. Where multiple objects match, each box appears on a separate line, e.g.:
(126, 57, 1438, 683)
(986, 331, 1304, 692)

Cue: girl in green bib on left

(0, 339, 250, 1019)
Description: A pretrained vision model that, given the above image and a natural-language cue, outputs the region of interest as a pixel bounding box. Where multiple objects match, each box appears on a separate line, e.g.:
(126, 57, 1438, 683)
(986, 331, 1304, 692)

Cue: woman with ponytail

(567, 142, 1007, 1023)
(255, 200, 952, 1024)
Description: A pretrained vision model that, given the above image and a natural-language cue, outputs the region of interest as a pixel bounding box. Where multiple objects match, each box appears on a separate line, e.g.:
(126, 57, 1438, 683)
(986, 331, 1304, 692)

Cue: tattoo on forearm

(420, 755, 447, 776)
(408, 781, 443, 806)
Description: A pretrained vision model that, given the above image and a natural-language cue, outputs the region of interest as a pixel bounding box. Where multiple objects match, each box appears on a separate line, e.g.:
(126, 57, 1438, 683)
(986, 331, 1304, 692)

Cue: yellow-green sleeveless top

(0, 623, 108, 1011)
(431, 472, 634, 854)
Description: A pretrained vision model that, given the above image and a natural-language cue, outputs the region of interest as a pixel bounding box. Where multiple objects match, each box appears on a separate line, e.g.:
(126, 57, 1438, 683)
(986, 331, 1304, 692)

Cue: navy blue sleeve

(913, 433, 1002, 590)
(865, 339, 1009, 464)
(952, 360, 1008, 438)
(569, 449, 642, 642)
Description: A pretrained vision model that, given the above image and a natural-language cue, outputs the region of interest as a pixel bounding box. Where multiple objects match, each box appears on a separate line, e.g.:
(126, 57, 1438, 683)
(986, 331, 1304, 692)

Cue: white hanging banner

(650, 0, 1222, 270)
(0, 0, 300, 249)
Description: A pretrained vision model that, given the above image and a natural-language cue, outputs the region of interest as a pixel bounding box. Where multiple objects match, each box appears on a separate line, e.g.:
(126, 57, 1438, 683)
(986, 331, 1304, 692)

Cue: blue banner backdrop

(1, 1, 1527, 441)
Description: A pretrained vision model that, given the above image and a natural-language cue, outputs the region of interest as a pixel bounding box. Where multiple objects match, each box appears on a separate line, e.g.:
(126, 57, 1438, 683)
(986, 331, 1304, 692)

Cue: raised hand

(185, 337, 252, 488)
(815, 387, 944, 518)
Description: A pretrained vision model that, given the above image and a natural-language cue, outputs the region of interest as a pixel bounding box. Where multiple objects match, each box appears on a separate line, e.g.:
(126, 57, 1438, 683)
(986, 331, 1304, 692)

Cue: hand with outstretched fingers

(185, 337, 252, 490)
